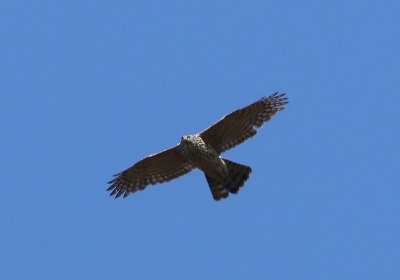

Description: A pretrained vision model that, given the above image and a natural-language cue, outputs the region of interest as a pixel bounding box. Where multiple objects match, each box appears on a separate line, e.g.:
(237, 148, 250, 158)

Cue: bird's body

(107, 92, 288, 201)
(179, 134, 226, 178)
(178, 134, 251, 200)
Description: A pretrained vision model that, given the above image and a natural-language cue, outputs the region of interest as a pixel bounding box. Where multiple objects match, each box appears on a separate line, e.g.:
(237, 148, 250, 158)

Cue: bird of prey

(107, 92, 288, 201)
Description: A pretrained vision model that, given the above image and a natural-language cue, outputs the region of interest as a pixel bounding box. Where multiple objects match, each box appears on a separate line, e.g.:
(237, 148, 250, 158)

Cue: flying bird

(107, 92, 288, 201)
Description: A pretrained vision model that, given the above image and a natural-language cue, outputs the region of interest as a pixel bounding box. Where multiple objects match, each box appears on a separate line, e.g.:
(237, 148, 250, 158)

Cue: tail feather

(205, 159, 252, 201)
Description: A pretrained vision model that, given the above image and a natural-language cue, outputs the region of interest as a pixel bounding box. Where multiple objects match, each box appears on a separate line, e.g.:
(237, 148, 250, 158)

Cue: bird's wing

(107, 145, 195, 198)
(200, 92, 288, 154)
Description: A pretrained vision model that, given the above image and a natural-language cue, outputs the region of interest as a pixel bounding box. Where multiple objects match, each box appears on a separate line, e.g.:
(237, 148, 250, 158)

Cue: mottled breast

(179, 134, 219, 162)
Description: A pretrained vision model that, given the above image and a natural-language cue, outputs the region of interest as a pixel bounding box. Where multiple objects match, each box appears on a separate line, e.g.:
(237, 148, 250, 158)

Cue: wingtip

(106, 184, 115, 191)
(273, 92, 287, 99)
(261, 92, 288, 102)
(262, 92, 288, 109)
(115, 190, 124, 198)
(109, 188, 118, 197)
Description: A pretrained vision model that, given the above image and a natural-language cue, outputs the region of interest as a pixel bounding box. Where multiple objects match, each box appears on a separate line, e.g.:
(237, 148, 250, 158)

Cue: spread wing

(107, 146, 195, 198)
(200, 92, 288, 154)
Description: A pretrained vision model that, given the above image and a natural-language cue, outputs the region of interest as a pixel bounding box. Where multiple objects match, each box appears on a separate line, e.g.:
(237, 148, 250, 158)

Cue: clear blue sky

(1, 0, 399, 279)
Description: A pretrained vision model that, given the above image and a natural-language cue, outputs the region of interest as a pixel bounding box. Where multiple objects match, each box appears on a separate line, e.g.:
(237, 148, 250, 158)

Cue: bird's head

(181, 135, 190, 142)
(180, 134, 196, 145)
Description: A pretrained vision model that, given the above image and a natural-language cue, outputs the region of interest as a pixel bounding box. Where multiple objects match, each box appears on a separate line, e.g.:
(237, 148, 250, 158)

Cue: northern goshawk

(107, 92, 288, 201)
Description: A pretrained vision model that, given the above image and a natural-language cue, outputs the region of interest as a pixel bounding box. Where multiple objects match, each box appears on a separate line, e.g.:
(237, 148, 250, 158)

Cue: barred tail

(205, 159, 252, 201)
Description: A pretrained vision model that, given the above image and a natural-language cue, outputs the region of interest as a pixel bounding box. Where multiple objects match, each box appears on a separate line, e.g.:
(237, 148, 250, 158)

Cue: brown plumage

(107, 92, 288, 201)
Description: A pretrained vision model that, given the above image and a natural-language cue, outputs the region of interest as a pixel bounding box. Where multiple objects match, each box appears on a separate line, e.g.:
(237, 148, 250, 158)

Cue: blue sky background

(1, 0, 399, 279)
